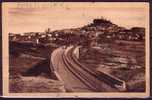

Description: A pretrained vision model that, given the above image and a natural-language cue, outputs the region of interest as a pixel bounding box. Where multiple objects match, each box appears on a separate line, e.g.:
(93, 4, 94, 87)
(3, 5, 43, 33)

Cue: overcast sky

(3, 2, 149, 33)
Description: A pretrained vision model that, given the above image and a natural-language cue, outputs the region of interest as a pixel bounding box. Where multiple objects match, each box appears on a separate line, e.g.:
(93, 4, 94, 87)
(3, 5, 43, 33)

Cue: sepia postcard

(2, 2, 150, 98)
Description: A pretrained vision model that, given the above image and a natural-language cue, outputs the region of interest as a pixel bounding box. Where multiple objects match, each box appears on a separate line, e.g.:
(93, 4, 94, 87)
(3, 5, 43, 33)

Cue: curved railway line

(51, 46, 126, 92)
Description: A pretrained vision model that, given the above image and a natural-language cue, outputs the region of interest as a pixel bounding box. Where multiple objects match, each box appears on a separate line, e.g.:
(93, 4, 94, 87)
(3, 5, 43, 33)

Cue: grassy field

(79, 40, 145, 92)
(9, 42, 64, 93)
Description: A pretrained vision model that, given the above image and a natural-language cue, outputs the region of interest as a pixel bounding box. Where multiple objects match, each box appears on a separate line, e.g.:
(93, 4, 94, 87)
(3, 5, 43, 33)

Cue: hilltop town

(9, 18, 145, 47)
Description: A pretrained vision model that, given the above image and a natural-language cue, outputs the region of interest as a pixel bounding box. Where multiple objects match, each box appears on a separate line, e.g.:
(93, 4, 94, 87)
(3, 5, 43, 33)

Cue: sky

(3, 2, 149, 33)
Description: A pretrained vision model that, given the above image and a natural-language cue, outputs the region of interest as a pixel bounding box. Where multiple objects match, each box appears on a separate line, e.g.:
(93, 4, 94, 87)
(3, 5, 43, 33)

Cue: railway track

(62, 48, 99, 91)
(62, 46, 126, 92)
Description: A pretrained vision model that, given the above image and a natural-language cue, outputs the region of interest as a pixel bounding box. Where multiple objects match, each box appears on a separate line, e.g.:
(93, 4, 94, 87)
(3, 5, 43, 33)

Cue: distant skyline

(3, 2, 149, 33)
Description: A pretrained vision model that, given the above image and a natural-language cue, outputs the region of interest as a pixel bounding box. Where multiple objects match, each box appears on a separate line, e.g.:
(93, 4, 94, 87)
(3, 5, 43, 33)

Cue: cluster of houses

(9, 29, 60, 44)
